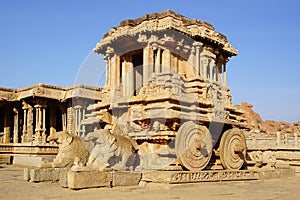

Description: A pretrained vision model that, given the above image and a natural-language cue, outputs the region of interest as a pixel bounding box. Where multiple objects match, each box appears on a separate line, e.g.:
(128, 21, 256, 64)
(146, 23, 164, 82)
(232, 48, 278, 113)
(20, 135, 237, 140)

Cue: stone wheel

(219, 128, 246, 170)
(175, 121, 212, 171)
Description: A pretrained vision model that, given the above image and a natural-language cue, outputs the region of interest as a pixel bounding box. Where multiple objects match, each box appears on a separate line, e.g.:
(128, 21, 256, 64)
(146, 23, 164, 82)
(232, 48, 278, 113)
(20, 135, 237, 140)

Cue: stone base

(24, 168, 295, 189)
(67, 170, 112, 189)
(142, 170, 260, 184)
(24, 168, 68, 182)
(24, 167, 142, 189)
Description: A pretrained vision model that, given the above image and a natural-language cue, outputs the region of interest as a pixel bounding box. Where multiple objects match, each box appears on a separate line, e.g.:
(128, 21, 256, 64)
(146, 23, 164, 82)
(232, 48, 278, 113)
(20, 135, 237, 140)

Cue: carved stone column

(127, 55, 134, 97)
(67, 101, 75, 135)
(27, 104, 34, 143)
(34, 102, 47, 144)
(74, 105, 82, 136)
(143, 46, 153, 85)
(162, 49, 171, 73)
(155, 48, 161, 73)
(223, 63, 227, 87)
(104, 57, 110, 87)
(193, 42, 203, 76)
(21, 102, 27, 143)
(59, 104, 67, 131)
(49, 105, 56, 136)
(13, 108, 18, 143)
(3, 108, 11, 143)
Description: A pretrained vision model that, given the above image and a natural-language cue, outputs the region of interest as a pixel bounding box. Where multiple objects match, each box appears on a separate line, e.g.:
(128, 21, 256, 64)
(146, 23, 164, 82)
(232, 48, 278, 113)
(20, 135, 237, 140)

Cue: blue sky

(0, 0, 299, 122)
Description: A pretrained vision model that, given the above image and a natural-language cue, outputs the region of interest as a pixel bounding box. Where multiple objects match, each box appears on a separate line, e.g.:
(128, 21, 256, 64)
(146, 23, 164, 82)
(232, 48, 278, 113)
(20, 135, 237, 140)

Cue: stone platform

(24, 167, 295, 190)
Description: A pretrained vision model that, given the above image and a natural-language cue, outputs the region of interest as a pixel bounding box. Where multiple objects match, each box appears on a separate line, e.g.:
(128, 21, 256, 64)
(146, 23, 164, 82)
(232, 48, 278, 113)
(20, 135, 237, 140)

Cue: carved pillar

(223, 63, 227, 87)
(162, 49, 171, 73)
(34, 102, 47, 144)
(155, 48, 161, 73)
(202, 60, 207, 79)
(126, 55, 134, 97)
(13, 108, 18, 143)
(21, 103, 27, 143)
(49, 106, 56, 135)
(59, 104, 67, 131)
(67, 101, 75, 135)
(210, 60, 215, 81)
(143, 46, 153, 85)
(27, 104, 34, 143)
(105, 57, 110, 87)
(3, 108, 11, 143)
(193, 42, 203, 77)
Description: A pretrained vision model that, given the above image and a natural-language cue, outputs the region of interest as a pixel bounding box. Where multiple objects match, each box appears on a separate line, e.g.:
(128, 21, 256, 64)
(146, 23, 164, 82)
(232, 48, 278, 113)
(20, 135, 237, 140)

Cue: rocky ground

(235, 102, 300, 137)
(1, 165, 300, 200)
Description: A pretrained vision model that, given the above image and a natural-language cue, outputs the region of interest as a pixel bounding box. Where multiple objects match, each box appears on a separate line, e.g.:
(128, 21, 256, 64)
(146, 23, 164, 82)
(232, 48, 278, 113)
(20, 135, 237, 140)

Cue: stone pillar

(202, 60, 207, 79)
(21, 103, 27, 143)
(143, 46, 153, 85)
(13, 108, 19, 143)
(126, 55, 134, 97)
(3, 108, 11, 143)
(49, 106, 56, 135)
(155, 48, 161, 73)
(27, 104, 34, 143)
(74, 105, 83, 136)
(59, 104, 67, 131)
(34, 102, 47, 144)
(195, 46, 200, 76)
(105, 58, 110, 87)
(162, 49, 171, 73)
(67, 101, 75, 135)
(223, 63, 227, 87)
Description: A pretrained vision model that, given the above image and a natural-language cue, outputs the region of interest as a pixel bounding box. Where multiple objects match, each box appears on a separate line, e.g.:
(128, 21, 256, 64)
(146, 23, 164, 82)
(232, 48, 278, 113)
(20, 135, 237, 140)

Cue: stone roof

(0, 84, 103, 102)
(94, 10, 237, 56)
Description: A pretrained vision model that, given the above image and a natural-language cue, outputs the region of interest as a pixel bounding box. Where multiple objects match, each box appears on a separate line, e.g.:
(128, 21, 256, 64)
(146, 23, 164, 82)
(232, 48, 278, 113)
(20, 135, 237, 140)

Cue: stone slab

(24, 168, 69, 182)
(67, 170, 112, 189)
(143, 170, 259, 184)
(25, 168, 68, 182)
(13, 156, 53, 167)
(258, 168, 295, 179)
(112, 171, 142, 187)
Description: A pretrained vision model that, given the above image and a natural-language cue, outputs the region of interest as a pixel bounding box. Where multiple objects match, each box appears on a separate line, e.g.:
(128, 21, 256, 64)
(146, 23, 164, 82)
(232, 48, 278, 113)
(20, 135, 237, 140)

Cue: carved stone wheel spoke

(219, 128, 246, 170)
(175, 121, 212, 171)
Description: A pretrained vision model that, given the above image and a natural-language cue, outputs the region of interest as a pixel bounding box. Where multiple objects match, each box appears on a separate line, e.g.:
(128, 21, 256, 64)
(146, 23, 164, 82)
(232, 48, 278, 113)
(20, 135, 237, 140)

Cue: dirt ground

(1, 165, 300, 200)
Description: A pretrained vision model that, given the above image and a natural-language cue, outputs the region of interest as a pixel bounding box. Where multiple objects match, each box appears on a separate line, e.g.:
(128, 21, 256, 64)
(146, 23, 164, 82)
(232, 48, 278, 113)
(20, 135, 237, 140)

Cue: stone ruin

(1, 10, 298, 189)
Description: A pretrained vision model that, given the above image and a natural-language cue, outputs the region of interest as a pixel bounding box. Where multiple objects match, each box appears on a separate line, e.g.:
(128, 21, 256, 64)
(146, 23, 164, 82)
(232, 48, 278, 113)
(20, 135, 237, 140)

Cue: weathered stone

(67, 170, 112, 189)
(258, 168, 295, 179)
(112, 171, 141, 186)
(27, 168, 68, 182)
(142, 170, 260, 183)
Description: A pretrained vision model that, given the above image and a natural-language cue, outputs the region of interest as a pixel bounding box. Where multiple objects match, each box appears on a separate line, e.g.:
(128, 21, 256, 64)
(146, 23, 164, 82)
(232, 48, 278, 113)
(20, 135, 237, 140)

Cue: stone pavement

(1, 165, 300, 200)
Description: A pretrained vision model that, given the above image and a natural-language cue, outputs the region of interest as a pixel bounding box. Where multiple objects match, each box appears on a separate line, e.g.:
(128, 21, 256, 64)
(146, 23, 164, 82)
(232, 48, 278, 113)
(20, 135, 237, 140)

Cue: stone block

(112, 171, 141, 187)
(23, 168, 30, 181)
(26, 168, 68, 182)
(67, 170, 112, 189)
(258, 168, 295, 179)
(59, 169, 69, 188)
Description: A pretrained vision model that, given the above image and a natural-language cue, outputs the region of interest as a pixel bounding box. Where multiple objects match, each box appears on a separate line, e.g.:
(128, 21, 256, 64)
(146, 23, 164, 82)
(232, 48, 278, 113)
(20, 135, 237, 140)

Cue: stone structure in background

(0, 84, 102, 163)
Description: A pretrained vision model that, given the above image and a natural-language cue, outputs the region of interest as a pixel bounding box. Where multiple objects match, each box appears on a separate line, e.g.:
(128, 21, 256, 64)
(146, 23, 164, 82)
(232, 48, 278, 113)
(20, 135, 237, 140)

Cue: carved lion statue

(45, 131, 90, 168)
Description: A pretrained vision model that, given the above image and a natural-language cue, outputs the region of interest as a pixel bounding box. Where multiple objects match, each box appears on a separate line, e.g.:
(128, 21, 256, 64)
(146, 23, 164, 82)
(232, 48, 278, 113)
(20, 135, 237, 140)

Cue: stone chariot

(82, 10, 249, 171)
